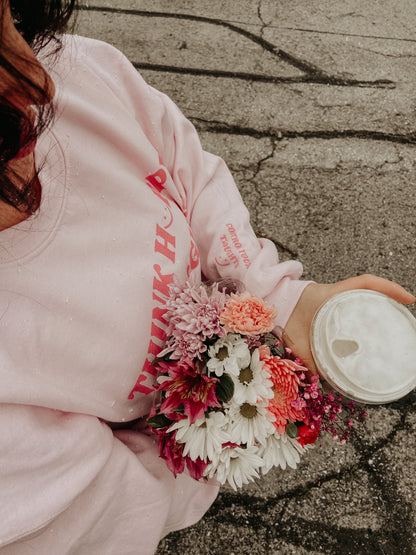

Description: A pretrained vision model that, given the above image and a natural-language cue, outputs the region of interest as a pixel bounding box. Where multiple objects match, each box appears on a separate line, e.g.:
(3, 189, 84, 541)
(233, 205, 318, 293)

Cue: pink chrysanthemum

(220, 292, 277, 337)
(162, 331, 207, 362)
(161, 280, 228, 361)
(261, 352, 305, 434)
(158, 360, 221, 423)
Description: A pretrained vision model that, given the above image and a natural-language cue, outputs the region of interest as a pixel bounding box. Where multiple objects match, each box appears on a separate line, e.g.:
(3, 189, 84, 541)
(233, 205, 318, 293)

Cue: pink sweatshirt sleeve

(81, 37, 311, 331)
(151, 92, 311, 330)
(0, 405, 218, 553)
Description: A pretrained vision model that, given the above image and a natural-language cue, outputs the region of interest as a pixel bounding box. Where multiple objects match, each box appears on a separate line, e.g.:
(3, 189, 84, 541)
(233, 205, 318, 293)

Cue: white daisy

(232, 348, 274, 404)
(207, 334, 251, 377)
(168, 411, 230, 462)
(227, 400, 276, 447)
(256, 432, 308, 474)
(204, 444, 263, 490)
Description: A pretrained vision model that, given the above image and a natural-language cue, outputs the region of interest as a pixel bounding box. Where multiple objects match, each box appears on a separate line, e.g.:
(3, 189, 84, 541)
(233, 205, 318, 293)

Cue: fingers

(282, 274, 414, 383)
(281, 329, 319, 376)
(334, 274, 415, 304)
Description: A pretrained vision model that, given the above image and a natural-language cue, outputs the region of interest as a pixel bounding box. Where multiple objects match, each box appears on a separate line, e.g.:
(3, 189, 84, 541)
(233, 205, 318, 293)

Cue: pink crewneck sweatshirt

(0, 35, 309, 553)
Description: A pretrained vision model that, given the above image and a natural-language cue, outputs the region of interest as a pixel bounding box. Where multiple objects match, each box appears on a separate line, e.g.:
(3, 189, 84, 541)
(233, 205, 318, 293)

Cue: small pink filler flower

(219, 292, 277, 336)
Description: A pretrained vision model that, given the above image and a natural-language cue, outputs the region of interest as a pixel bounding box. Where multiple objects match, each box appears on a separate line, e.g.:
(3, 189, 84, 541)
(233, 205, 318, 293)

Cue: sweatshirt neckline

(0, 128, 67, 265)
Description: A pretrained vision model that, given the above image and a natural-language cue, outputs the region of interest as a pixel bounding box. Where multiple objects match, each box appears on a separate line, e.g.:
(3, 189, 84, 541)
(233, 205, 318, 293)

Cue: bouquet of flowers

(147, 279, 367, 490)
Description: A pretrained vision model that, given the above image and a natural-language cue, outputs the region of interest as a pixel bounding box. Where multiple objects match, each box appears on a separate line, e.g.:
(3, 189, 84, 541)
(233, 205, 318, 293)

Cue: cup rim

(310, 290, 416, 404)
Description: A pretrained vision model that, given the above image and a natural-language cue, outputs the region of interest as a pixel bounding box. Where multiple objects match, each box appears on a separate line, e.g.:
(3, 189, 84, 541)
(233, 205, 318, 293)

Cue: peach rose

(219, 292, 277, 336)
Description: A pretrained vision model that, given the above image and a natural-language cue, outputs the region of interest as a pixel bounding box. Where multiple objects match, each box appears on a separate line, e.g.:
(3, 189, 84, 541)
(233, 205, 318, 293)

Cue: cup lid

(310, 290, 416, 403)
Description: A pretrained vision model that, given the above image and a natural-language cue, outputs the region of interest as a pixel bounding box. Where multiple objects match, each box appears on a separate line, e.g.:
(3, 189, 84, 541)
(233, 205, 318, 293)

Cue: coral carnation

(220, 292, 277, 336)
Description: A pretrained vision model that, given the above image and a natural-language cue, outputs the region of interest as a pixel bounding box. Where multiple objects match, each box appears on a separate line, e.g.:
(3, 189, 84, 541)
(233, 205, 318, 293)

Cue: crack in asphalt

(134, 61, 395, 88)
(247, 139, 276, 221)
(257, 0, 267, 40)
(189, 118, 416, 145)
(133, 61, 370, 86)
(76, 5, 395, 89)
(279, 26, 416, 44)
(242, 140, 300, 259)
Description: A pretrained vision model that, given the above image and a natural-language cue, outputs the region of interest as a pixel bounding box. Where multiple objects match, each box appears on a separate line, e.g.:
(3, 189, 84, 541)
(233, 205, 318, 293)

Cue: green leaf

(286, 422, 299, 438)
(151, 352, 173, 366)
(204, 336, 218, 347)
(270, 342, 285, 358)
(147, 413, 172, 429)
(216, 374, 235, 404)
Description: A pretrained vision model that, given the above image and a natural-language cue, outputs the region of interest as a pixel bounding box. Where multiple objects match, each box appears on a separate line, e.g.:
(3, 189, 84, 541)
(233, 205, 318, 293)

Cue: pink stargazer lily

(157, 360, 221, 424)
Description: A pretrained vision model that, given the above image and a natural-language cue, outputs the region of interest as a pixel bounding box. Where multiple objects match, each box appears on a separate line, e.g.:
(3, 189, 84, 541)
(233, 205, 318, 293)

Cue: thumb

(332, 274, 415, 304)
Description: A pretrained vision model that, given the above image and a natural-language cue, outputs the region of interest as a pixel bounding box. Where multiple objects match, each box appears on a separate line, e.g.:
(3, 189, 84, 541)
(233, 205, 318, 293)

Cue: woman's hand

(283, 275, 416, 375)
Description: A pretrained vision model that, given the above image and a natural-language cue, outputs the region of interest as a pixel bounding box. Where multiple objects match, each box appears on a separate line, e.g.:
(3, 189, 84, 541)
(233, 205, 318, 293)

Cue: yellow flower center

(239, 367, 253, 385)
(240, 403, 258, 419)
(217, 346, 229, 361)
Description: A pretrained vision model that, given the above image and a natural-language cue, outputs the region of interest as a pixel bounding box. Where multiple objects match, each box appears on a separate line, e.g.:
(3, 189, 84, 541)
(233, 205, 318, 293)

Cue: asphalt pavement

(73, 2, 416, 553)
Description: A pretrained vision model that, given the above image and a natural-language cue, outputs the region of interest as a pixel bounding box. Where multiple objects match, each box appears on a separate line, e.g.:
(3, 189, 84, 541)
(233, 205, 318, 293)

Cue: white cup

(310, 290, 416, 403)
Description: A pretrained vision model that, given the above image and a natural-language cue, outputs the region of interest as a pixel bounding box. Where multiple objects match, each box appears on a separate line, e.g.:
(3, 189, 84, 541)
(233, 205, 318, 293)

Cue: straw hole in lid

(332, 339, 359, 358)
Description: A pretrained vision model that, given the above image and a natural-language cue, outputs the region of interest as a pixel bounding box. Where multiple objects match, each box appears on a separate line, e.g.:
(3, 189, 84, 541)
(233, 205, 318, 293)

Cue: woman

(0, 1, 413, 553)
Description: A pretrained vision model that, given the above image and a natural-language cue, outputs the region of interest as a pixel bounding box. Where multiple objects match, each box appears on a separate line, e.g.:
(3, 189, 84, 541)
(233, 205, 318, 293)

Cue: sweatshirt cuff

(265, 277, 314, 333)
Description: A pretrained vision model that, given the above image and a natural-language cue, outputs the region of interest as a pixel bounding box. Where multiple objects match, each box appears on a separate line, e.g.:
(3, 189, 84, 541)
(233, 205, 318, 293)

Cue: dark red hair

(0, 0, 77, 212)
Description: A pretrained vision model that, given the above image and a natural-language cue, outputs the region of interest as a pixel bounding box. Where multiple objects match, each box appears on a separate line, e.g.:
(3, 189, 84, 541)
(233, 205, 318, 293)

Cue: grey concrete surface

(73, 2, 416, 553)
